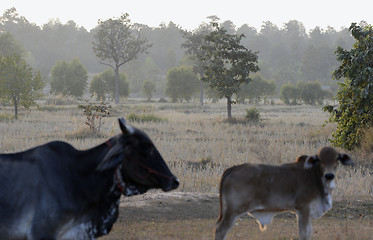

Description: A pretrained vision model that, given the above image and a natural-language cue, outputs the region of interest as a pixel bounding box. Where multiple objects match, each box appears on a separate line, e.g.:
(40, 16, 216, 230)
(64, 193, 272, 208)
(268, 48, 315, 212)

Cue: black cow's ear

(304, 155, 319, 169)
(119, 118, 134, 135)
(338, 153, 354, 166)
(96, 144, 124, 172)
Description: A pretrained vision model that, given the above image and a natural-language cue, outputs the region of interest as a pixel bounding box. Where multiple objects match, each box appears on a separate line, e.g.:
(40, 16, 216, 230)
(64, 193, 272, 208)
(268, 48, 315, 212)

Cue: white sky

(1, 0, 372, 31)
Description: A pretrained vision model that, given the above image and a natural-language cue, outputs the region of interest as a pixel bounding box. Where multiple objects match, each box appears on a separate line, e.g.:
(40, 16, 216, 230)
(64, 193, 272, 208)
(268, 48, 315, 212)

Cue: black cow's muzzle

(162, 177, 179, 192)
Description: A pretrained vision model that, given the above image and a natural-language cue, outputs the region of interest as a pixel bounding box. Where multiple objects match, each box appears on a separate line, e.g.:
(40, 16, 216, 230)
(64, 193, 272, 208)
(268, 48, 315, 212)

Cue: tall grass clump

(0, 113, 14, 121)
(127, 112, 167, 123)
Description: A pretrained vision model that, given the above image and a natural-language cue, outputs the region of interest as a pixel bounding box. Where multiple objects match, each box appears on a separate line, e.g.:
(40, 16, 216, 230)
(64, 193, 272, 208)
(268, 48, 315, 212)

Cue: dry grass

(0, 99, 372, 239)
(0, 100, 371, 200)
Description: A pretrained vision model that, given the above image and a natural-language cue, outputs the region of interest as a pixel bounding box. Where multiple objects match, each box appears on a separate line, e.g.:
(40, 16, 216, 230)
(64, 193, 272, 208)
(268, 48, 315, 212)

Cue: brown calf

(215, 146, 354, 240)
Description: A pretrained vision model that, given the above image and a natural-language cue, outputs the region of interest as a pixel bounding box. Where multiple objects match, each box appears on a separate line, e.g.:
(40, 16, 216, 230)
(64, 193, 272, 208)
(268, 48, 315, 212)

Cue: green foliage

(237, 74, 276, 104)
(245, 107, 261, 124)
(165, 65, 200, 102)
(296, 81, 326, 105)
(50, 58, 88, 97)
(200, 21, 259, 118)
(280, 83, 299, 105)
(142, 80, 156, 101)
(127, 113, 167, 123)
(182, 26, 211, 76)
(78, 100, 111, 133)
(0, 32, 25, 57)
(325, 23, 373, 150)
(281, 81, 328, 105)
(89, 68, 129, 101)
(92, 13, 150, 103)
(0, 54, 44, 119)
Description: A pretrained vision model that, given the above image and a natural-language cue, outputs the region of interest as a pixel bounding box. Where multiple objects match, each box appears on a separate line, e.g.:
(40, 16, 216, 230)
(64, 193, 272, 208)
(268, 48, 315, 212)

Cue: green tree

(237, 74, 276, 104)
(182, 24, 211, 106)
(0, 54, 44, 119)
(50, 58, 88, 97)
(89, 68, 129, 101)
(324, 23, 373, 150)
(165, 65, 200, 102)
(89, 73, 107, 100)
(200, 21, 259, 118)
(280, 83, 298, 105)
(92, 13, 150, 104)
(142, 80, 156, 101)
(297, 81, 325, 105)
(0, 32, 25, 57)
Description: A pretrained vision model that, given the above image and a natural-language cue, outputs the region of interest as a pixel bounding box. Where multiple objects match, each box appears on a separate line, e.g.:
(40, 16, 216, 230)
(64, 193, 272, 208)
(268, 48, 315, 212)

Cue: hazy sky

(1, 0, 372, 31)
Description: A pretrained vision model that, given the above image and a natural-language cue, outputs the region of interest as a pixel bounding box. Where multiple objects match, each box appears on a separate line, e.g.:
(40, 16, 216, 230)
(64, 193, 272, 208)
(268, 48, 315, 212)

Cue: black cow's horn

(119, 118, 134, 135)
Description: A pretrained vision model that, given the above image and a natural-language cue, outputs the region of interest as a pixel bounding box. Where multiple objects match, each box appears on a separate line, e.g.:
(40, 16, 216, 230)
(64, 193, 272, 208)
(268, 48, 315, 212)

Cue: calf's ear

(296, 155, 308, 163)
(304, 155, 319, 169)
(338, 153, 354, 166)
(96, 144, 125, 172)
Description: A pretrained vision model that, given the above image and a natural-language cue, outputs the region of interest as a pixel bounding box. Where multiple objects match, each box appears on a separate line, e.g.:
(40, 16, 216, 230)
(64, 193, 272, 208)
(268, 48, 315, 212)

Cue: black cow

(0, 118, 179, 240)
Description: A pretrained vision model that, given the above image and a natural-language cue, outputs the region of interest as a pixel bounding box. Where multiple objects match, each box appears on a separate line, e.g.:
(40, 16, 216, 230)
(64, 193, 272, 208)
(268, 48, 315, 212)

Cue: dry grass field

(0, 98, 372, 239)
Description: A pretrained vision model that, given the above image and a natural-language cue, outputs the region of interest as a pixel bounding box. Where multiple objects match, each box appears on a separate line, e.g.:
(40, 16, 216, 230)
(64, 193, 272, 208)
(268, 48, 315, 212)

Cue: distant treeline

(0, 7, 364, 95)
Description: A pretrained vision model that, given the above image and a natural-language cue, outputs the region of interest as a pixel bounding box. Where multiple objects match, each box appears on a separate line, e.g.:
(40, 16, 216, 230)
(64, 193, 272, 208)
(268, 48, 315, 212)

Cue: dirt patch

(118, 191, 220, 221)
(101, 192, 372, 240)
(118, 191, 372, 221)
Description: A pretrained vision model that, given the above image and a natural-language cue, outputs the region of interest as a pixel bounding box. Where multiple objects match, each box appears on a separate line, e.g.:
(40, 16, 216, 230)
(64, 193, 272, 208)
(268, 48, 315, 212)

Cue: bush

(78, 100, 111, 132)
(245, 107, 261, 123)
(0, 113, 14, 121)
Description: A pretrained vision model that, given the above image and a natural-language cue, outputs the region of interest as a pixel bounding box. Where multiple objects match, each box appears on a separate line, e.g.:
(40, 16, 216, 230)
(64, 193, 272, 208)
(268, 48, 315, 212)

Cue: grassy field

(0, 98, 372, 239)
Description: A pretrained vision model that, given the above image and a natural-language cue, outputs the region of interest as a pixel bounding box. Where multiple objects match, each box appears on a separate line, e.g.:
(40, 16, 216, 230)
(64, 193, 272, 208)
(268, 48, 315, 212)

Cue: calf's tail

(216, 166, 236, 224)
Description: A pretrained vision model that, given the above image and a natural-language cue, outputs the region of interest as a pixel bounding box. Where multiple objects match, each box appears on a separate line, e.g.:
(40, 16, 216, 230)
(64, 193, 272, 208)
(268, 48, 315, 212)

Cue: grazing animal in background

(0, 118, 179, 240)
(214, 146, 354, 240)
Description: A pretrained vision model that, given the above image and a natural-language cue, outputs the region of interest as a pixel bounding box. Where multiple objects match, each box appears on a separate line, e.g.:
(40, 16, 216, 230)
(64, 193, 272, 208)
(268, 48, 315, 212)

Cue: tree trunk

(14, 99, 18, 120)
(114, 67, 120, 104)
(226, 96, 232, 119)
(200, 81, 204, 106)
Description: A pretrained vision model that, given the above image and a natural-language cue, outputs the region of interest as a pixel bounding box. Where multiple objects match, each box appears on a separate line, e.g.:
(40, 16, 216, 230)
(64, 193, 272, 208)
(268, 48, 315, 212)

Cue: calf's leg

(215, 211, 238, 240)
(297, 210, 312, 240)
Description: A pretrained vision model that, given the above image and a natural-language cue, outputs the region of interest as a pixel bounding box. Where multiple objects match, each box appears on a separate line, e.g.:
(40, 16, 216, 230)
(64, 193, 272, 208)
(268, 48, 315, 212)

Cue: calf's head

(304, 146, 354, 189)
(97, 118, 179, 196)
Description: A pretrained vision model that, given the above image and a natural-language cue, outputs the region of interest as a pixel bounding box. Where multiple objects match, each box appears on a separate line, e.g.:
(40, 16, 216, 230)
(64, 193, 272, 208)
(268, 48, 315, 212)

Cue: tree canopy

(89, 68, 129, 101)
(89, 68, 129, 100)
(0, 8, 360, 98)
(92, 13, 150, 103)
(200, 21, 259, 118)
(324, 23, 373, 150)
(165, 65, 200, 102)
(50, 58, 88, 97)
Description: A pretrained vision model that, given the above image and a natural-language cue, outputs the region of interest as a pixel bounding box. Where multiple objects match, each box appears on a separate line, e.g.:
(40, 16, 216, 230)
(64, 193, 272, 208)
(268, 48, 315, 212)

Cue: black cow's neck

(78, 136, 119, 171)
(74, 136, 123, 237)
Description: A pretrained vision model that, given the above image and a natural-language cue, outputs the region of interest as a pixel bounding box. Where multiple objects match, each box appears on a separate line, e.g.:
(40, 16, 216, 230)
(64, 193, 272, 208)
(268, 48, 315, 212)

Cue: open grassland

(0, 99, 372, 239)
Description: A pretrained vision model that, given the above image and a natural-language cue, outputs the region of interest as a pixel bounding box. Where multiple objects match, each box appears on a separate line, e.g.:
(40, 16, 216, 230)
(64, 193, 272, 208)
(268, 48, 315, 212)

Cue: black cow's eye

(142, 143, 153, 154)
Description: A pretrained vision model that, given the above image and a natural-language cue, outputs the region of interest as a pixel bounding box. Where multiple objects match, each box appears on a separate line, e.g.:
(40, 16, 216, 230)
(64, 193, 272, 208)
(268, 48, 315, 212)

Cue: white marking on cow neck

(10, 209, 34, 239)
(326, 179, 336, 190)
(309, 193, 332, 219)
(100, 198, 120, 235)
(58, 221, 94, 240)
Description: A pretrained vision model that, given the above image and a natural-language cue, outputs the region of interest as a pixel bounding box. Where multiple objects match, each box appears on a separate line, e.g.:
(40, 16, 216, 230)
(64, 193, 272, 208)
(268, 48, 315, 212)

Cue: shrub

(78, 100, 111, 132)
(0, 113, 14, 121)
(245, 107, 261, 124)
